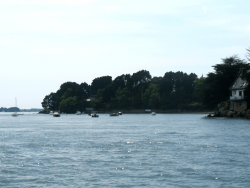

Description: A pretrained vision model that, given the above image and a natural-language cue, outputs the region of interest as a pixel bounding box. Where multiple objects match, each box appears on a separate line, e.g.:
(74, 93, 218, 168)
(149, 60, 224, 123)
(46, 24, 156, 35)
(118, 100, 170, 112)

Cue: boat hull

(110, 113, 119, 116)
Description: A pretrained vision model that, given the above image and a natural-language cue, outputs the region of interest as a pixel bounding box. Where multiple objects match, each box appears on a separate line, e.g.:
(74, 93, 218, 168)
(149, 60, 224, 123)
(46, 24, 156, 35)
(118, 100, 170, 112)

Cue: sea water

(0, 113, 250, 187)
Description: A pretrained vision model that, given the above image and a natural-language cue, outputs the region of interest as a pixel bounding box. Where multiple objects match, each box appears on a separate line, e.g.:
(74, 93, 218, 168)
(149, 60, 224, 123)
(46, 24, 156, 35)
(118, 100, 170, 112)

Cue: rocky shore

(208, 109, 250, 119)
(39, 109, 50, 114)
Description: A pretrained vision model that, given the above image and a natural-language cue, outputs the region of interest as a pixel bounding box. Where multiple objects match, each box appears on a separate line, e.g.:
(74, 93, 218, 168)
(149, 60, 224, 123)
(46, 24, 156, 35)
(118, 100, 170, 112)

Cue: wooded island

(41, 48, 250, 114)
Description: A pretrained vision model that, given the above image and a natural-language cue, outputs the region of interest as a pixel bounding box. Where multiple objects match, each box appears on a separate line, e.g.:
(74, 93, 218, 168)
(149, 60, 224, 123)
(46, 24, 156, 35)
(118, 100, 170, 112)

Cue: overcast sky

(1, 0, 250, 109)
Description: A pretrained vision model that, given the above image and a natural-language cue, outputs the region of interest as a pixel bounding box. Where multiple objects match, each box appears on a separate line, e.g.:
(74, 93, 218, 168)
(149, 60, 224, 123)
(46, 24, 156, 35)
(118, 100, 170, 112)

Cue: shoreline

(206, 110, 250, 119)
(39, 109, 212, 115)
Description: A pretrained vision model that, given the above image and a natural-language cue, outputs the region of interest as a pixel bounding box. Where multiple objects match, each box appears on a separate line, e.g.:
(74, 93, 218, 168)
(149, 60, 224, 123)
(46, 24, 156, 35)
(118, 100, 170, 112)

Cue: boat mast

(15, 97, 17, 112)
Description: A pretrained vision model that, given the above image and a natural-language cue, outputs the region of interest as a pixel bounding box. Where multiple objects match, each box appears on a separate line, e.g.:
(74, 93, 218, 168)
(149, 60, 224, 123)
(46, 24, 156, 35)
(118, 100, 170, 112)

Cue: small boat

(110, 113, 119, 116)
(118, 112, 122, 115)
(91, 113, 99, 117)
(90, 111, 99, 117)
(12, 112, 18, 117)
(49, 111, 53, 115)
(53, 112, 60, 117)
(151, 112, 156, 115)
(76, 111, 81, 115)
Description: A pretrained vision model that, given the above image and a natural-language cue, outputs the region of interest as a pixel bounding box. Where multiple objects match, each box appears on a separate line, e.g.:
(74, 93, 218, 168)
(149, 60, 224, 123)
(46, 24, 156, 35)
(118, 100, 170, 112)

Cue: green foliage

(113, 87, 130, 109)
(91, 76, 112, 94)
(59, 97, 77, 113)
(218, 100, 230, 111)
(43, 46, 250, 113)
(202, 56, 249, 109)
(193, 77, 205, 102)
(41, 70, 207, 112)
(0, 107, 20, 112)
(187, 102, 204, 111)
(113, 74, 131, 91)
(61, 88, 73, 100)
(98, 85, 116, 103)
(142, 83, 160, 108)
(41, 92, 58, 110)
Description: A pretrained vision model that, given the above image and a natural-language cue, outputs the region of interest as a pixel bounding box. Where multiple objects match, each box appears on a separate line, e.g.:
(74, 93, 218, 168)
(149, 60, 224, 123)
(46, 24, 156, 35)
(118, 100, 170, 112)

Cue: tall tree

(41, 92, 58, 110)
(112, 74, 131, 91)
(91, 76, 112, 95)
(202, 56, 248, 109)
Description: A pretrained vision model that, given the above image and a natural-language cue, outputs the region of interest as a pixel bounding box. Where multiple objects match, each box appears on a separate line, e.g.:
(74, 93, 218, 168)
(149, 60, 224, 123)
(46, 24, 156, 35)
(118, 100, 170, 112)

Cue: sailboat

(12, 98, 18, 117)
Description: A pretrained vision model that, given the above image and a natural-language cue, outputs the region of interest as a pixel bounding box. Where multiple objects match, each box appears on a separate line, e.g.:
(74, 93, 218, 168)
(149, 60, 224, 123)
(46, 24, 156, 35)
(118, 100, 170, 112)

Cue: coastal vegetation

(42, 48, 250, 113)
(0, 107, 20, 112)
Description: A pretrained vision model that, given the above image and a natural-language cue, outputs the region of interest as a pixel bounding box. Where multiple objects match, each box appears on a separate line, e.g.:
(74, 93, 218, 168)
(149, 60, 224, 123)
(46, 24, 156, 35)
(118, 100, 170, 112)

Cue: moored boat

(151, 112, 156, 115)
(91, 113, 99, 117)
(110, 113, 119, 116)
(90, 111, 99, 117)
(118, 112, 122, 115)
(49, 111, 53, 115)
(76, 111, 81, 115)
(12, 112, 18, 117)
(53, 112, 60, 117)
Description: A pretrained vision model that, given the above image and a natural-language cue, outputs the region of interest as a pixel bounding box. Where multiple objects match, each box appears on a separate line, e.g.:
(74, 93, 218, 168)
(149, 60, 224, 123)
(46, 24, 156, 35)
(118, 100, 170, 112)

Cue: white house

(229, 69, 249, 111)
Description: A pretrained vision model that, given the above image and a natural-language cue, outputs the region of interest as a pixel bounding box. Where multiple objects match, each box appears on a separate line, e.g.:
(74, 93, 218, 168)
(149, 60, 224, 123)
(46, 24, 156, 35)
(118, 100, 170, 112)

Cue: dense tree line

(42, 70, 202, 113)
(41, 47, 250, 113)
(0, 107, 20, 112)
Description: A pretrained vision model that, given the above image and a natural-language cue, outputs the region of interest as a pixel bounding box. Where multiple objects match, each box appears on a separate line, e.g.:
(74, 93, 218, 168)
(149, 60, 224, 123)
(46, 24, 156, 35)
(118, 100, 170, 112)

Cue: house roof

(230, 69, 250, 90)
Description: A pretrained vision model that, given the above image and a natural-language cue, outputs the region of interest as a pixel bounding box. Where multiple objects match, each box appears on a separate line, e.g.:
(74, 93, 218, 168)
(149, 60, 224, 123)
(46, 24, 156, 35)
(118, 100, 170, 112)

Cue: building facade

(229, 69, 249, 112)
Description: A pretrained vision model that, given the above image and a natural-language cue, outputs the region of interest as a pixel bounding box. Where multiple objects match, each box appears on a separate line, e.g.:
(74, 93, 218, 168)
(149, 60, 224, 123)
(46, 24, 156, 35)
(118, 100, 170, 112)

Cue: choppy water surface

(0, 113, 250, 187)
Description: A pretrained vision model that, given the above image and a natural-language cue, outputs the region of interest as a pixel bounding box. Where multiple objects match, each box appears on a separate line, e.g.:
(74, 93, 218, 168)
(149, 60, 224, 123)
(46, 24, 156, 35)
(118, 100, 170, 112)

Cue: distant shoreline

(39, 109, 211, 114)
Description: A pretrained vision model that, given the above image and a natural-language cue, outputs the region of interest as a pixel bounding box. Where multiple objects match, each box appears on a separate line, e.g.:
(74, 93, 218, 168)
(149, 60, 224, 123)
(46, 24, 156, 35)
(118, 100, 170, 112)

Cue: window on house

(239, 91, 242, 96)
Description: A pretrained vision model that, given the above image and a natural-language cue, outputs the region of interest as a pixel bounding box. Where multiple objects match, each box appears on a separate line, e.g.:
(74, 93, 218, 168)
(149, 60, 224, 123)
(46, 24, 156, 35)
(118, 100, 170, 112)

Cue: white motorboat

(76, 111, 81, 115)
(49, 111, 53, 115)
(53, 112, 60, 117)
(151, 112, 156, 115)
(91, 111, 99, 117)
(91, 113, 99, 117)
(118, 112, 122, 115)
